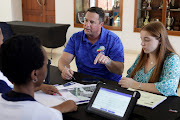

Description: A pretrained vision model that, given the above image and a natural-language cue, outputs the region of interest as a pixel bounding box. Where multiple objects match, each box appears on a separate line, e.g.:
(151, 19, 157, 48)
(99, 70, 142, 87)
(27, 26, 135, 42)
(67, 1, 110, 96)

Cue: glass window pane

(166, 0, 180, 31)
(75, 0, 90, 24)
(90, 0, 95, 7)
(74, 0, 123, 31)
(136, 0, 162, 28)
(97, 0, 120, 27)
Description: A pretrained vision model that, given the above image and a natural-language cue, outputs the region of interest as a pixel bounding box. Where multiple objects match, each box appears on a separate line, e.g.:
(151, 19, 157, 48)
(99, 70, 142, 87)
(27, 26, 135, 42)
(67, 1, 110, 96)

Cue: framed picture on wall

(112, 12, 120, 27)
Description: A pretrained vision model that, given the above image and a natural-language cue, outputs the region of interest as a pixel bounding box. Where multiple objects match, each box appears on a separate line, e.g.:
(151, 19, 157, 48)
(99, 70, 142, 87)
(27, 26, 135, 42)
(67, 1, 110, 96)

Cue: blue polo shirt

(64, 27, 124, 82)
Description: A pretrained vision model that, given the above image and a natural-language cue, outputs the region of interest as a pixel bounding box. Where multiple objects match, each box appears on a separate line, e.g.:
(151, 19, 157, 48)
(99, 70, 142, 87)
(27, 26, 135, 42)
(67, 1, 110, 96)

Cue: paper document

(34, 90, 65, 107)
(35, 82, 96, 107)
(128, 88, 167, 109)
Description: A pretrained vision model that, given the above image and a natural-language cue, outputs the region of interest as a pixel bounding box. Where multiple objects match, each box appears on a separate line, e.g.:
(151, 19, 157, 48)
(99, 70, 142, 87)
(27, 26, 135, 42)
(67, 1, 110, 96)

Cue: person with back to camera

(119, 21, 180, 96)
(0, 22, 61, 95)
(0, 23, 13, 92)
(58, 7, 124, 82)
(0, 35, 77, 120)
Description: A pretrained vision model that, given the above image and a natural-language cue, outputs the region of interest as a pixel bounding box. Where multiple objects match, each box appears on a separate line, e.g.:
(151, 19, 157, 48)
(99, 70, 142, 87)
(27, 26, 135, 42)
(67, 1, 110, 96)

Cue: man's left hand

(94, 53, 111, 65)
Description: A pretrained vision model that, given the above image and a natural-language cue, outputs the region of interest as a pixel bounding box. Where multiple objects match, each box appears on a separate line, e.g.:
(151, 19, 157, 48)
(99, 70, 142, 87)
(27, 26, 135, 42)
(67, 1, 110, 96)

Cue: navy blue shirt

(0, 22, 13, 42)
(0, 80, 12, 93)
(2, 90, 36, 102)
(64, 27, 124, 82)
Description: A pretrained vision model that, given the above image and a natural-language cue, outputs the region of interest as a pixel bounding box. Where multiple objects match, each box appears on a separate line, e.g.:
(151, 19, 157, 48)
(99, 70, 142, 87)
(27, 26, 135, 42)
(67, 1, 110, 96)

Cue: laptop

(86, 83, 140, 120)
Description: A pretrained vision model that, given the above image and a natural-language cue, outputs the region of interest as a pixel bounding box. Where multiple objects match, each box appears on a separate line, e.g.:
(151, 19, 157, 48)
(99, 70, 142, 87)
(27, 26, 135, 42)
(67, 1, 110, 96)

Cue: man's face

(83, 12, 103, 37)
(0, 28, 3, 47)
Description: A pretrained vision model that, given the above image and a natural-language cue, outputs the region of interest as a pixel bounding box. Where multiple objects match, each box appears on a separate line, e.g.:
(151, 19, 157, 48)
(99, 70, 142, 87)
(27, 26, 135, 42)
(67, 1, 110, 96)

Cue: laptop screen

(91, 87, 132, 117)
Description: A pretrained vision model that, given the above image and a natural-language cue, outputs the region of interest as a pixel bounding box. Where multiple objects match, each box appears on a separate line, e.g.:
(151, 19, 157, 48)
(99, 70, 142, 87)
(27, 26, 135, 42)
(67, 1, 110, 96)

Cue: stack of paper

(34, 82, 96, 107)
(128, 88, 167, 109)
(34, 91, 65, 107)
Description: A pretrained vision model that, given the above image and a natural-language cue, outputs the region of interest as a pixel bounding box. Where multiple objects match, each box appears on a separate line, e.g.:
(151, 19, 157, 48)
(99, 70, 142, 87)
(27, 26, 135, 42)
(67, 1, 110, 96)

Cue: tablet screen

(91, 87, 132, 117)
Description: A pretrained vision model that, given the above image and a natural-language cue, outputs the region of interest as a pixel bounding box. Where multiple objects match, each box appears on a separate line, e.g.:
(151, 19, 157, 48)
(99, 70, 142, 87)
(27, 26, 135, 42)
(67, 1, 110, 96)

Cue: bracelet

(105, 57, 111, 65)
(138, 82, 142, 89)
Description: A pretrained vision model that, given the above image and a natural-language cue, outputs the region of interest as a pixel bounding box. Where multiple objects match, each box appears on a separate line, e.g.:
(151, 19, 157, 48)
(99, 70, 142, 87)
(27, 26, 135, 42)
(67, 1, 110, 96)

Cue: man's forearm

(58, 58, 71, 72)
(106, 60, 124, 75)
(58, 59, 65, 72)
(58, 52, 74, 72)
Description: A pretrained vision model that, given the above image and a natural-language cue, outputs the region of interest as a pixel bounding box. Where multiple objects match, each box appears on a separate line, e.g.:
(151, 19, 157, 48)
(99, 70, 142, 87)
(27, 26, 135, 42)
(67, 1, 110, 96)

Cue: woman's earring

(33, 78, 38, 83)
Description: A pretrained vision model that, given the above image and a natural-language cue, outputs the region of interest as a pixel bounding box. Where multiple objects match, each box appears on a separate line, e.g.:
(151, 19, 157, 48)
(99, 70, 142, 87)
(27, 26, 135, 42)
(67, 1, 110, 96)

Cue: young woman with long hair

(119, 22, 180, 96)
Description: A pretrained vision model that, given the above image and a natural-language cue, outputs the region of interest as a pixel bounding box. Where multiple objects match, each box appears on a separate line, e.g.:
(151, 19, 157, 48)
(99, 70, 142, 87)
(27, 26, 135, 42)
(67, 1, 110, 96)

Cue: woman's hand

(118, 77, 139, 89)
(40, 84, 61, 95)
(52, 100, 78, 113)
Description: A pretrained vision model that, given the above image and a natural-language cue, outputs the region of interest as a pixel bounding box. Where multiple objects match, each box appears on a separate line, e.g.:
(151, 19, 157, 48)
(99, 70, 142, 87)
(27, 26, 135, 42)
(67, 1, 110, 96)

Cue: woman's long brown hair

(130, 22, 176, 83)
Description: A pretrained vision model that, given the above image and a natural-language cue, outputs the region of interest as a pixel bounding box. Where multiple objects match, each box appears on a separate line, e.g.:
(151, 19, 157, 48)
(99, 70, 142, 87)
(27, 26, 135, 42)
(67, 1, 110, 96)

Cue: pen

(60, 96, 67, 101)
(77, 100, 89, 103)
(64, 65, 76, 80)
(169, 109, 178, 113)
(76, 100, 89, 105)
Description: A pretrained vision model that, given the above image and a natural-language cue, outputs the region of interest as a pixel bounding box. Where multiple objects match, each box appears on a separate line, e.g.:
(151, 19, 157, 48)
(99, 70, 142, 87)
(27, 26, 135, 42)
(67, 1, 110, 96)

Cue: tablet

(86, 83, 140, 120)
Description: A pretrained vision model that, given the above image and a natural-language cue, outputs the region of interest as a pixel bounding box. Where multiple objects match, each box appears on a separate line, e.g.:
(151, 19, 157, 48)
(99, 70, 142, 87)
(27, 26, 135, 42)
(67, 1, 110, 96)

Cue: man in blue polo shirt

(58, 7, 124, 82)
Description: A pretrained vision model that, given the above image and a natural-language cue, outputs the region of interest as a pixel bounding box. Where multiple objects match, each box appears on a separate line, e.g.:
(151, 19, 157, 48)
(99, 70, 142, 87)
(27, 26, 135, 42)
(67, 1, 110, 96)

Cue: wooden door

(22, 0, 55, 23)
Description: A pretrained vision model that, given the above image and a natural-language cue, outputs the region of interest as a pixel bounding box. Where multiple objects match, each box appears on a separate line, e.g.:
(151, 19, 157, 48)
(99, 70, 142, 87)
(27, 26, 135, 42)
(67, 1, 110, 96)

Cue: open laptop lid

(86, 83, 140, 120)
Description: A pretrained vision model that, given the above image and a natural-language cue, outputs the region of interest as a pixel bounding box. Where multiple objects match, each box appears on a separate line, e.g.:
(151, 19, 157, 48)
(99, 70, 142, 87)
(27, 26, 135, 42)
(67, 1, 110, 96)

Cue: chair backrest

(44, 59, 51, 84)
(7, 21, 70, 48)
(0, 22, 13, 42)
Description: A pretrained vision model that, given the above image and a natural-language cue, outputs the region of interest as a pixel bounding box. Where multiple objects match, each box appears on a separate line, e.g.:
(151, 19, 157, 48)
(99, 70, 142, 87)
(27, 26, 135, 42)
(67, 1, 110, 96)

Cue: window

(74, 0, 123, 31)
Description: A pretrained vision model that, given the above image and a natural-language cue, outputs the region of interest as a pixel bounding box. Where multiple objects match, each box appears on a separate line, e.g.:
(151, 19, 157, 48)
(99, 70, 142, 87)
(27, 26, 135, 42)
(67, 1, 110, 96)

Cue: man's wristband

(105, 57, 111, 65)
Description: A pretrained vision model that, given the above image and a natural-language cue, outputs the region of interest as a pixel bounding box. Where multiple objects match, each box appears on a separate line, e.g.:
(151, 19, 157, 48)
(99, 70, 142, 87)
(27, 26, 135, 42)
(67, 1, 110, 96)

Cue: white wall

(55, 0, 180, 54)
(0, 0, 180, 54)
(0, 0, 12, 21)
(11, 0, 22, 21)
(0, 0, 22, 21)
(55, 0, 82, 42)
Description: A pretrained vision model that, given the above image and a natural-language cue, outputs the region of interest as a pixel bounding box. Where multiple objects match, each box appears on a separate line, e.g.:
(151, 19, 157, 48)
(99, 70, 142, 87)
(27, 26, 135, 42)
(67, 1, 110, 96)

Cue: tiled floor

(44, 46, 180, 96)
